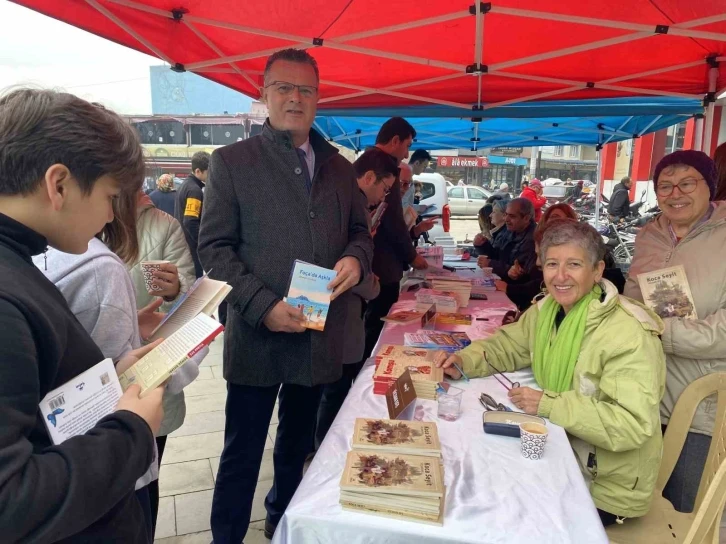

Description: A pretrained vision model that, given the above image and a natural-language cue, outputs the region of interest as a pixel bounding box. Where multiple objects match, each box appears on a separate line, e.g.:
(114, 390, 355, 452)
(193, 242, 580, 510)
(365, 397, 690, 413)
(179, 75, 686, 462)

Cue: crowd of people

(0, 45, 725, 543)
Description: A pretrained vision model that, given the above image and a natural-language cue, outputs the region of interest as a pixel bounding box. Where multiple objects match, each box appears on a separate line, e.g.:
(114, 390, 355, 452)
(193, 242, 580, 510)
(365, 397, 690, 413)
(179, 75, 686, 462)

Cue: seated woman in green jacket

(436, 219, 666, 526)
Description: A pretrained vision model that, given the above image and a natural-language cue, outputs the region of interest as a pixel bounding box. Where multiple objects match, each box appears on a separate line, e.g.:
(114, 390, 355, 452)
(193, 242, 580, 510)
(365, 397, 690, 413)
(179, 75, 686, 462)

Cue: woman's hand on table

(433, 351, 463, 380)
(494, 280, 508, 292)
(508, 387, 543, 415)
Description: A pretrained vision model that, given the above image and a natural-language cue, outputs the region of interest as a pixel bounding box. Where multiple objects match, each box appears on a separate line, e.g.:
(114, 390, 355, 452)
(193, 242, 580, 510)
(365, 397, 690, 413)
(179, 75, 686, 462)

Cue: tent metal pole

(701, 65, 720, 153)
(483, 86, 582, 109)
(313, 122, 332, 141)
(601, 61, 705, 85)
(637, 115, 662, 137)
(317, 79, 472, 110)
(186, 44, 312, 71)
(491, 7, 726, 42)
(333, 11, 469, 42)
(603, 117, 633, 145)
(331, 118, 359, 151)
(489, 32, 653, 72)
(594, 147, 602, 229)
(490, 71, 701, 100)
(695, 117, 705, 151)
(318, 73, 465, 104)
(85, 0, 173, 64)
(182, 20, 259, 90)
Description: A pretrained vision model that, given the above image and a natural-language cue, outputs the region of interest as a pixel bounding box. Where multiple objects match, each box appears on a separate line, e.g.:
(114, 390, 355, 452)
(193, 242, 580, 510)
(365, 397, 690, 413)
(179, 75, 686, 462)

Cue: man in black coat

(359, 118, 428, 361)
(198, 49, 373, 543)
(175, 151, 210, 278)
(608, 176, 633, 221)
(478, 198, 537, 283)
(0, 88, 163, 543)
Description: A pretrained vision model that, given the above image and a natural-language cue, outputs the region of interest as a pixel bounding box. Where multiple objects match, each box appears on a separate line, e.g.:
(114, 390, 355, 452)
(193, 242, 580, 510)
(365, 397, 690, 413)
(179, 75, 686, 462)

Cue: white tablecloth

(273, 288, 608, 544)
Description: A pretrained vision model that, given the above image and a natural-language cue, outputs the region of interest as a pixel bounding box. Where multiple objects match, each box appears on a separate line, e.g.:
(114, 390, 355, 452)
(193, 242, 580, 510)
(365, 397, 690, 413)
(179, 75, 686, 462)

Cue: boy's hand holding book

(115, 340, 166, 435)
(116, 384, 165, 435)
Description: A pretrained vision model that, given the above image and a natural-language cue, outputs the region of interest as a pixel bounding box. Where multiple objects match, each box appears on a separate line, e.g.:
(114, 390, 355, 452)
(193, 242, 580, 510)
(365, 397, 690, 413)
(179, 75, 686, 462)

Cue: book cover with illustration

(637, 265, 697, 320)
(283, 260, 337, 331)
(404, 331, 471, 352)
(352, 418, 441, 455)
(340, 450, 445, 497)
(373, 344, 444, 395)
(381, 304, 435, 326)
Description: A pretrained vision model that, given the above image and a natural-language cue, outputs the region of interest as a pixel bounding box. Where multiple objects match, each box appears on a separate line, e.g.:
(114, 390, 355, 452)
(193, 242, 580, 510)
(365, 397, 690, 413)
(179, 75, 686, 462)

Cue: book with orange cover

(372, 345, 444, 398)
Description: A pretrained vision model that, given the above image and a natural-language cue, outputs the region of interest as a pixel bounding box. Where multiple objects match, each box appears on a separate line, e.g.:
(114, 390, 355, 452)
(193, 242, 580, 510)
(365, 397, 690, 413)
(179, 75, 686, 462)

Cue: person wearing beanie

(149, 173, 177, 216)
(520, 178, 547, 222)
(624, 150, 725, 514)
(495, 182, 511, 199)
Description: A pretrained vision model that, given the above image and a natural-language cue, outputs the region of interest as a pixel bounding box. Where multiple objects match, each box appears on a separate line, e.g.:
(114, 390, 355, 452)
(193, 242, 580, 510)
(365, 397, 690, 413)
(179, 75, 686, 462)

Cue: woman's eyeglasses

(487, 360, 520, 390)
(656, 177, 703, 197)
(479, 393, 512, 412)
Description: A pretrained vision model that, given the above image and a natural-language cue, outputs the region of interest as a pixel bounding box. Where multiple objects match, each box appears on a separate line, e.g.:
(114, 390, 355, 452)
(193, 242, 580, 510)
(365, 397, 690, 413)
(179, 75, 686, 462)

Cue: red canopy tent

(12, 0, 726, 145)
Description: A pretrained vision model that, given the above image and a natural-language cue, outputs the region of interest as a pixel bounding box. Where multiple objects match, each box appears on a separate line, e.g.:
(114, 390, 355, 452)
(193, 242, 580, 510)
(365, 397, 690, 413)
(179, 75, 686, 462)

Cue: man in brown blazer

(198, 49, 373, 543)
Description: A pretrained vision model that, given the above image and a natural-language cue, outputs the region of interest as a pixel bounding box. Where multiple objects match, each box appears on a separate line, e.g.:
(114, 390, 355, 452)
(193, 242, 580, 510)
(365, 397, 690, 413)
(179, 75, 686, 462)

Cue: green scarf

(532, 285, 601, 393)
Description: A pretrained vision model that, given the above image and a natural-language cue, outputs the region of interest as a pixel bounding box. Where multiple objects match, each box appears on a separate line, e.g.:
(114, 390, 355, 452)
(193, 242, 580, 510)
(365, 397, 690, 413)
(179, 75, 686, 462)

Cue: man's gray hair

(509, 197, 534, 218)
(264, 49, 319, 83)
(539, 219, 606, 267)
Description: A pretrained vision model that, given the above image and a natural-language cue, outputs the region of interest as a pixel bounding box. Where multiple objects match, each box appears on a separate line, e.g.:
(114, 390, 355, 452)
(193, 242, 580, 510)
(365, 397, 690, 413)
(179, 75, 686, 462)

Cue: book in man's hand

(283, 260, 337, 332)
(119, 313, 223, 397)
(637, 264, 698, 320)
(148, 273, 231, 341)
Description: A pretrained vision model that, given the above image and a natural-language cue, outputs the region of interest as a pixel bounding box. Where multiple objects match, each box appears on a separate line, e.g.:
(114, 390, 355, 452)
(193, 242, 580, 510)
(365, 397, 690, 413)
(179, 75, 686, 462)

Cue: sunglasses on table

(479, 393, 512, 412)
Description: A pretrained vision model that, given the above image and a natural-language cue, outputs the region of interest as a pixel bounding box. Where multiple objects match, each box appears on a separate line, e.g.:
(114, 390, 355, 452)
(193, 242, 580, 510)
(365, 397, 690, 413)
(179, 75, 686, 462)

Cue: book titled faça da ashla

(283, 260, 337, 331)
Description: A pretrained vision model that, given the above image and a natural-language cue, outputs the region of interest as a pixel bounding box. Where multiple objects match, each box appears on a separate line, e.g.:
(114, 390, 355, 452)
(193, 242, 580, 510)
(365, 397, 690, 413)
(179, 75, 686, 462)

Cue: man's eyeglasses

(479, 393, 512, 412)
(487, 360, 520, 390)
(656, 177, 703, 197)
(264, 81, 318, 98)
(379, 178, 394, 196)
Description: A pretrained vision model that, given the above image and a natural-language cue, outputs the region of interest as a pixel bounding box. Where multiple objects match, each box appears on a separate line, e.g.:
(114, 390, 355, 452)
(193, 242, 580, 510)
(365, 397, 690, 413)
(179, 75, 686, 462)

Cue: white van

(413, 172, 455, 246)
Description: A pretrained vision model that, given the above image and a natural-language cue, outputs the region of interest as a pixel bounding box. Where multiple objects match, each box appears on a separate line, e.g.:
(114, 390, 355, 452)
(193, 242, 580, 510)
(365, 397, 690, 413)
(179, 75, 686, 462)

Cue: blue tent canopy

(315, 97, 702, 151)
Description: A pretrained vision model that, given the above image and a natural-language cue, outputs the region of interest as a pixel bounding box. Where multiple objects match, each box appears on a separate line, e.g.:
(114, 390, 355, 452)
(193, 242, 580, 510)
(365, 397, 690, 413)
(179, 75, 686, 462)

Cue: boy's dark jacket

(0, 213, 154, 543)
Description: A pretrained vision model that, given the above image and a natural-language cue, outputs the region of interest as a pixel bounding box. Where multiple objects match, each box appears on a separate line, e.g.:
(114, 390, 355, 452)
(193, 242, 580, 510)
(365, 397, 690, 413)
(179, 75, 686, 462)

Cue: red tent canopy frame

(12, 1, 726, 146)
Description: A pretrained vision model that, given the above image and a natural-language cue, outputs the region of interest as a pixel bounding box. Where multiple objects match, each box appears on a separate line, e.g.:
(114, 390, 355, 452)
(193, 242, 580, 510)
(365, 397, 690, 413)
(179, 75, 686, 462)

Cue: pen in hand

(452, 362, 469, 382)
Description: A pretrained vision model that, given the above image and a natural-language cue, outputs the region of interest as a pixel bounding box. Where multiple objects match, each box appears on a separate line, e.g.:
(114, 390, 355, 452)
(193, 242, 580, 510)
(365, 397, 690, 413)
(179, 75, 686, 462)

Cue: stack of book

(381, 304, 435, 327)
(415, 289, 458, 313)
(404, 330, 471, 352)
(428, 276, 472, 308)
(416, 245, 444, 267)
(471, 276, 497, 297)
(340, 418, 445, 525)
(373, 344, 444, 400)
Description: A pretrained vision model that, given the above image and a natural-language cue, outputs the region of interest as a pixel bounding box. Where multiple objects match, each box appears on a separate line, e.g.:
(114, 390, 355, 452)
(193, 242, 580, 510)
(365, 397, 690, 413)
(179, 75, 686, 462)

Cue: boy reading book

(0, 88, 164, 542)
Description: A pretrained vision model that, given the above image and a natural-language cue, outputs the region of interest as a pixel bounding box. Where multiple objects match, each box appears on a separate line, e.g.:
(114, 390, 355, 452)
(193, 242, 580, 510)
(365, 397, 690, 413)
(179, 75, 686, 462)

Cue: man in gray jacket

(198, 49, 373, 543)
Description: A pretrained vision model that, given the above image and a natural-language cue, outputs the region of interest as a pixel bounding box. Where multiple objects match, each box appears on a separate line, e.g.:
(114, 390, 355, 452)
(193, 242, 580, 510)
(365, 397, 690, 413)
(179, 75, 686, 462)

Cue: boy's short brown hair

(0, 88, 145, 196)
